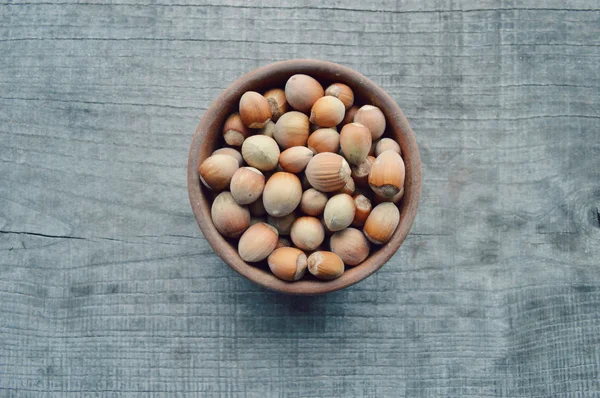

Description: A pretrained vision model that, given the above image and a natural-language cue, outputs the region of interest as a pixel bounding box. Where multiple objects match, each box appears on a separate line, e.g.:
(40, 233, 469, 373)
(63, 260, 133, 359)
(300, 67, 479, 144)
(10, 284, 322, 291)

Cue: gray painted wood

(1, 1, 599, 396)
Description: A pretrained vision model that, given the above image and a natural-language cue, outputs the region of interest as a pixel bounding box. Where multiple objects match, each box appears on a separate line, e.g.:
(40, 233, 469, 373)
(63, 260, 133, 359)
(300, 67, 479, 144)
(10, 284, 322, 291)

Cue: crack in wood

(0, 230, 85, 240)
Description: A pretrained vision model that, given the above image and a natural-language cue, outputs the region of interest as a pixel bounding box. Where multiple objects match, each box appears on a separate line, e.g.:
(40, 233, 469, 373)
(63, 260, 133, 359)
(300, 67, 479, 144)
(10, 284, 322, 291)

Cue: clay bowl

(188, 59, 421, 295)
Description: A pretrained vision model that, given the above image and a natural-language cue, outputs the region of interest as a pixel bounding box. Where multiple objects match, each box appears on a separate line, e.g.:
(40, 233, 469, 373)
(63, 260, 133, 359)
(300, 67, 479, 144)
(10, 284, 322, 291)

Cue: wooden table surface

(1, 1, 599, 396)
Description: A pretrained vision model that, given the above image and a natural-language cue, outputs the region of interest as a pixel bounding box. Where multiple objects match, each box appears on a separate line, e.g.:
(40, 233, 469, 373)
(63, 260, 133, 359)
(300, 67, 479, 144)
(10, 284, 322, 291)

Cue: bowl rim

(187, 59, 422, 295)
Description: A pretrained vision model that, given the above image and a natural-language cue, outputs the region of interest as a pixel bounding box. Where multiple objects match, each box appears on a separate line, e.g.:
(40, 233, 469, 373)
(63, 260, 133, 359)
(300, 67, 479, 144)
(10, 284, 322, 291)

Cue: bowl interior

(188, 60, 421, 295)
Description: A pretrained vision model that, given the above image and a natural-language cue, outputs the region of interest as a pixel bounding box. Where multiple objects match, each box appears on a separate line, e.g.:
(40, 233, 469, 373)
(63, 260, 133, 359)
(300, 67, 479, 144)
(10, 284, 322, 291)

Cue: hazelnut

(241, 135, 280, 171)
(274, 111, 310, 149)
(350, 158, 372, 187)
(340, 122, 371, 165)
(307, 128, 340, 154)
(279, 146, 314, 174)
(300, 188, 328, 217)
(307, 251, 344, 280)
(211, 192, 250, 238)
(290, 216, 325, 251)
(311, 124, 337, 133)
(305, 152, 352, 193)
(319, 216, 334, 237)
(330, 228, 370, 266)
(325, 83, 354, 110)
(239, 91, 272, 129)
(248, 197, 266, 216)
(230, 167, 265, 205)
(374, 137, 401, 157)
(267, 212, 297, 235)
(323, 193, 356, 231)
(337, 177, 355, 196)
(363, 202, 400, 244)
(258, 120, 276, 138)
(268, 247, 307, 281)
(212, 147, 243, 167)
(368, 150, 405, 198)
(222, 113, 251, 146)
(263, 88, 288, 122)
(309, 96, 345, 127)
(238, 222, 278, 262)
(198, 154, 239, 191)
(275, 236, 293, 249)
(354, 105, 386, 140)
(352, 194, 372, 227)
(262, 172, 302, 217)
(341, 105, 359, 126)
(285, 74, 324, 113)
(374, 187, 404, 205)
(367, 155, 376, 164)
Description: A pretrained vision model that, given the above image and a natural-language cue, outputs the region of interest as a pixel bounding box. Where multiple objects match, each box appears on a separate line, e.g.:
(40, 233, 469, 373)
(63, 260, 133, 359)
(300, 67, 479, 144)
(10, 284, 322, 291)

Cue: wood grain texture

(1, 0, 599, 396)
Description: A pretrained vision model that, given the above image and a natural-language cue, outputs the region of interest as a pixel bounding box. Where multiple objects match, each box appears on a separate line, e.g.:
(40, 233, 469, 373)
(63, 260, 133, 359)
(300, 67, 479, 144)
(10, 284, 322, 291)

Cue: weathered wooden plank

(1, 0, 599, 396)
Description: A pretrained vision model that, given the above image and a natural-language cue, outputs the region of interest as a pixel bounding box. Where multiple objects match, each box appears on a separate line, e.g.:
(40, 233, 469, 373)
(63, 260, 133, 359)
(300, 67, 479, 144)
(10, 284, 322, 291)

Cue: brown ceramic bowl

(188, 59, 421, 295)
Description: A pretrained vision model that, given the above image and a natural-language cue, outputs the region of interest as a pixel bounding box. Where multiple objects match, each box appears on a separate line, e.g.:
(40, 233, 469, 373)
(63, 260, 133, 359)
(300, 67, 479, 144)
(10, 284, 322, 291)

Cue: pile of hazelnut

(198, 74, 405, 282)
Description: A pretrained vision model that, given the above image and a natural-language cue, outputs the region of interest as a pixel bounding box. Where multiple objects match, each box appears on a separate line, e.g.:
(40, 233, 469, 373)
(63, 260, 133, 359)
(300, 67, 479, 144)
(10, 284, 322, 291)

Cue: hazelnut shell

(211, 192, 250, 238)
(305, 152, 352, 193)
(307, 251, 345, 280)
(268, 247, 307, 281)
(238, 222, 278, 262)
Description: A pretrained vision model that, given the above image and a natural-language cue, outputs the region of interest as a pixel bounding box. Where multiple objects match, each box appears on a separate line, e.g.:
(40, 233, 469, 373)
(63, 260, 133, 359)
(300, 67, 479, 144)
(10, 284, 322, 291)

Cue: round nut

(300, 188, 328, 217)
(353, 105, 386, 140)
(238, 222, 278, 262)
(230, 167, 265, 205)
(307, 128, 340, 154)
(337, 177, 355, 196)
(222, 113, 251, 146)
(267, 212, 297, 235)
(341, 105, 359, 126)
(330, 228, 370, 266)
(274, 111, 310, 149)
(241, 135, 280, 171)
(279, 146, 314, 174)
(211, 192, 250, 238)
(305, 152, 351, 193)
(323, 193, 356, 232)
(352, 194, 372, 227)
(262, 172, 302, 217)
(275, 236, 293, 249)
(198, 154, 239, 191)
(268, 247, 307, 281)
(248, 198, 266, 216)
(309, 96, 345, 127)
(264, 88, 288, 122)
(325, 83, 354, 110)
(340, 122, 372, 165)
(239, 91, 272, 129)
(290, 216, 325, 251)
(258, 120, 276, 138)
(363, 202, 400, 244)
(350, 158, 372, 187)
(285, 74, 324, 113)
(374, 137, 401, 157)
(374, 187, 405, 205)
(368, 150, 405, 198)
(307, 251, 344, 280)
(212, 147, 243, 167)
